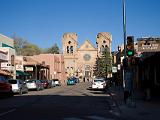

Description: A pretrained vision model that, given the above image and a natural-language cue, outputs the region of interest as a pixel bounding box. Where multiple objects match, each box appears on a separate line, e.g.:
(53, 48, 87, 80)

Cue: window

(68, 41, 71, 44)
(67, 46, 69, 53)
(100, 45, 104, 53)
(103, 40, 106, 43)
(105, 45, 108, 48)
(70, 46, 73, 53)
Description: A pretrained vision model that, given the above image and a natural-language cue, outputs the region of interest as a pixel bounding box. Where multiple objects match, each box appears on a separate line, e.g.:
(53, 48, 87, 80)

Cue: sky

(0, 0, 160, 51)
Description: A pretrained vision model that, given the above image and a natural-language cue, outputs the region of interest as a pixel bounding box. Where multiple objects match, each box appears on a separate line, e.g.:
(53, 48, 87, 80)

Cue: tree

(12, 35, 28, 55)
(93, 57, 101, 77)
(21, 44, 41, 56)
(46, 43, 59, 54)
(93, 47, 112, 79)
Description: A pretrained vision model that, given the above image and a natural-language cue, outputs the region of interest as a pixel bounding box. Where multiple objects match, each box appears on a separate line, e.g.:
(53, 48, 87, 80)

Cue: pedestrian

(83, 77, 85, 82)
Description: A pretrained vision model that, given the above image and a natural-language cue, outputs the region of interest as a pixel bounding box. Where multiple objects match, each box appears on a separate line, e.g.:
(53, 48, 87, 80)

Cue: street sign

(112, 67, 117, 73)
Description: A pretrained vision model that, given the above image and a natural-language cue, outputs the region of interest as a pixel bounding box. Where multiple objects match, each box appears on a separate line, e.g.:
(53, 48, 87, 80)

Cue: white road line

(0, 109, 16, 117)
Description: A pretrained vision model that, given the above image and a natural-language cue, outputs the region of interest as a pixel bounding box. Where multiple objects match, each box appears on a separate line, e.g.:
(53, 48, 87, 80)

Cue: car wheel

(19, 89, 23, 95)
(26, 89, 28, 93)
(37, 87, 40, 91)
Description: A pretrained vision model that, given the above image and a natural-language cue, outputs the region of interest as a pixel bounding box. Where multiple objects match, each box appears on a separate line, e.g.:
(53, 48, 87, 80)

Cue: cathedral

(62, 32, 112, 81)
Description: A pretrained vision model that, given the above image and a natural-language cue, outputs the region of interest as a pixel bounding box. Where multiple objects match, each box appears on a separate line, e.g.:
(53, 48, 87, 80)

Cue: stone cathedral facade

(62, 32, 112, 81)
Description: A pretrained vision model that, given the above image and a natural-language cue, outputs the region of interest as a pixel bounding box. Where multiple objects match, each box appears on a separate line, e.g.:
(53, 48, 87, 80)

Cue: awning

(16, 70, 31, 76)
(0, 70, 11, 76)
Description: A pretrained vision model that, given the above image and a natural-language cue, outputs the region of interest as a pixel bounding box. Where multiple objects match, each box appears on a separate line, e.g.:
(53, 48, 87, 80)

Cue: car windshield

(8, 80, 17, 84)
(94, 79, 104, 82)
(27, 80, 35, 83)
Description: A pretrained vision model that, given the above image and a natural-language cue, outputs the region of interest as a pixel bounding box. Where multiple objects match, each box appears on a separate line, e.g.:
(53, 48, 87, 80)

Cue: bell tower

(62, 33, 78, 55)
(96, 32, 112, 56)
(62, 33, 78, 77)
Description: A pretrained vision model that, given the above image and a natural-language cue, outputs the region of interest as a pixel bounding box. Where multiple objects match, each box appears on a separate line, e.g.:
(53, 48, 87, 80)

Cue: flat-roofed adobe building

(31, 54, 67, 84)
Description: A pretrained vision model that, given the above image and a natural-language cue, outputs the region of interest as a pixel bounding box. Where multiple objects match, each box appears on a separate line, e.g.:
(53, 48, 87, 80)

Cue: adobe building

(31, 54, 67, 84)
(137, 38, 160, 92)
(0, 34, 16, 78)
(62, 32, 112, 82)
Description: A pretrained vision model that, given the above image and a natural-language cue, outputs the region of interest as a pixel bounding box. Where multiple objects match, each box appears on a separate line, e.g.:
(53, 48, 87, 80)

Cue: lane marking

(0, 109, 16, 117)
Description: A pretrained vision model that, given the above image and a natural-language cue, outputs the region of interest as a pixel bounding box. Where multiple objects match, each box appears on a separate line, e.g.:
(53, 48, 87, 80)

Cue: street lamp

(123, 0, 127, 59)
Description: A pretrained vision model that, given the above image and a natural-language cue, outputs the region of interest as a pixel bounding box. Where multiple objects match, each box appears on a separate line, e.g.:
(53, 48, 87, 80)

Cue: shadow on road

(0, 93, 123, 120)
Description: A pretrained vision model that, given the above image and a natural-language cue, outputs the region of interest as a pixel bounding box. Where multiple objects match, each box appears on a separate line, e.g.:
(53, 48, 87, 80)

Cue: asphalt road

(0, 82, 125, 120)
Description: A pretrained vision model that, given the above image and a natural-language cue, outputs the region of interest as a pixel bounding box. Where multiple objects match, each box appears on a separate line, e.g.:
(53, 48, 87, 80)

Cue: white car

(8, 79, 28, 95)
(52, 79, 61, 86)
(92, 78, 106, 90)
(26, 80, 44, 91)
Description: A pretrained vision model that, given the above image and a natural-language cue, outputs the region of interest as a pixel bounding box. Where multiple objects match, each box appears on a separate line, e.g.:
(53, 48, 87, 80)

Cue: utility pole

(123, 0, 127, 59)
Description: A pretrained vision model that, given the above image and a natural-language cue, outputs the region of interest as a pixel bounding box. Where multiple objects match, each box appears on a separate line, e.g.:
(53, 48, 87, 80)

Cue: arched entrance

(84, 65, 92, 82)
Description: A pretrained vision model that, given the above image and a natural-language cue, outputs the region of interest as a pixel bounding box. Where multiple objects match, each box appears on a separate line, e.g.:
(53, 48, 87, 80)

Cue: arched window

(100, 45, 104, 53)
(68, 41, 71, 44)
(105, 45, 108, 48)
(67, 46, 70, 53)
(70, 46, 73, 53)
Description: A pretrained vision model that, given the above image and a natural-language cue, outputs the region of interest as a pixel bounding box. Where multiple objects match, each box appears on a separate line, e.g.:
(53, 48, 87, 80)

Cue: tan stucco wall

(0, 34, 14, 47)
(31, 54, 67, 84)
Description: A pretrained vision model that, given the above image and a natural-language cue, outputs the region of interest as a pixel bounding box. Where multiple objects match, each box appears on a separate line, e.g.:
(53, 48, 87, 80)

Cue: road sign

(112, 67, 117, 73)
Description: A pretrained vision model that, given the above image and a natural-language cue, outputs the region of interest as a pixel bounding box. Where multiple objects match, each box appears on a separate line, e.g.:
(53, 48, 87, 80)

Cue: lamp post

(123, 0, 127, 59)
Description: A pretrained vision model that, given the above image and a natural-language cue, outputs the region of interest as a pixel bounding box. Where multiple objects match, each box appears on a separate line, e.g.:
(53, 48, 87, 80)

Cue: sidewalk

(108, 86, 160, 120)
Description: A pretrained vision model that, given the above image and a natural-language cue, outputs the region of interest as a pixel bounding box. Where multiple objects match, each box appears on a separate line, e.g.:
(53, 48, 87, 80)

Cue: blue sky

(0, 0, 160, 51)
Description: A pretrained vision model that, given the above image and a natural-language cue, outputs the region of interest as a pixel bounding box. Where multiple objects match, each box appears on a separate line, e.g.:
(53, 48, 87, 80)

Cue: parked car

(91, 78, 107, 90)
(0, 76, 13, 97)
(8, 79, 28, 95)
(52, 79, 61, 86)
(48, 80, 56, 88)
(40, 80, 49, 88)
(26, 80, 44, 91)
(67, 78, 76, 85)
(71, 76, 79, 83)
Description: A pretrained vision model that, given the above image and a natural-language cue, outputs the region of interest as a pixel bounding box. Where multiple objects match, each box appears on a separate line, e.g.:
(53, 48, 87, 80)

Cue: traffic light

(127, 36, 134, 57)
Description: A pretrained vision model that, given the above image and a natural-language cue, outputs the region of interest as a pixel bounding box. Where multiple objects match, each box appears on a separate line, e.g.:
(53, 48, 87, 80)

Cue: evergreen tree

(93, 47, 112, 79)
(46, 43, 59, 54)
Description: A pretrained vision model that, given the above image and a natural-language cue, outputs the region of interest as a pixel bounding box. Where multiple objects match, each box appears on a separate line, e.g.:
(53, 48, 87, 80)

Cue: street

(0, 82, 124, 120)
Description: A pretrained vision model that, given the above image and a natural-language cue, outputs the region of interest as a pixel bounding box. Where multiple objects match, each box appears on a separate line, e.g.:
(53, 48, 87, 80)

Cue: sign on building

(25, 67, 33, 71)
(138, 38, 160, 52)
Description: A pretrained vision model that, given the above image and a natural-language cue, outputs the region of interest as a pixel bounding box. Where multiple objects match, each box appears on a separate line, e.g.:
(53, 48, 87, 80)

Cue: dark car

(40, 80, 49, 88)
(71, 77, 79, 83)
(0, 76, 13, 97)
